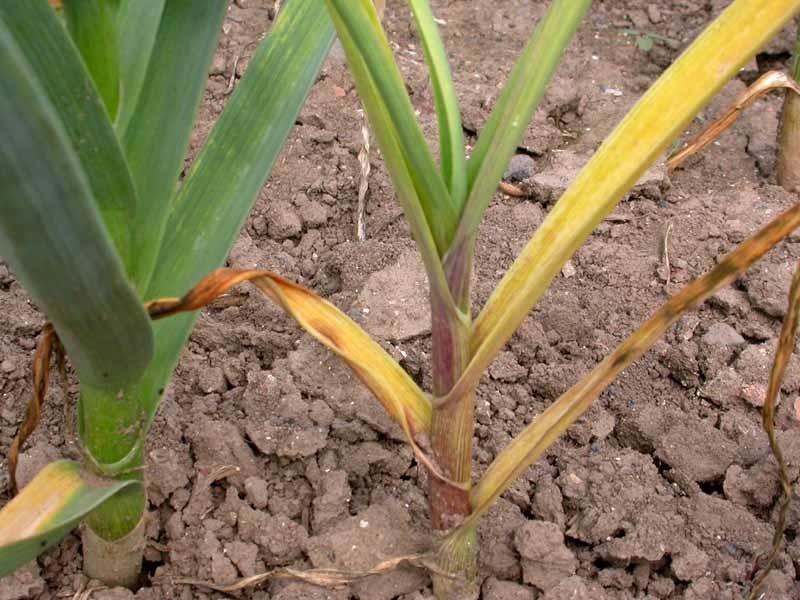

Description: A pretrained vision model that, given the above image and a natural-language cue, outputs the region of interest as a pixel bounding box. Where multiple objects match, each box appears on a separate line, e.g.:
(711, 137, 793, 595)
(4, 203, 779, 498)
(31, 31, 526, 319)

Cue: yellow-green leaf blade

(465, 0, 800, 395)
(0, 460, 140, 577)
(468, 201, 800, 526)
(147, 269, 432, 436)
(250, 273, 432, 436)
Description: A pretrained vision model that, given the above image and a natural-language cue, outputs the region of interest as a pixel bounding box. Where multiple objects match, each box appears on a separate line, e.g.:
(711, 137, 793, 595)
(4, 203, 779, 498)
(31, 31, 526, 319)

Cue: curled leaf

(7, 324, 62, 494)
(668, 70, 800, 172)
(0, 460, 140, 576)
(175, 552, 440, 592)
(145, 269, 467, 487)
(747, 259, 800, 600)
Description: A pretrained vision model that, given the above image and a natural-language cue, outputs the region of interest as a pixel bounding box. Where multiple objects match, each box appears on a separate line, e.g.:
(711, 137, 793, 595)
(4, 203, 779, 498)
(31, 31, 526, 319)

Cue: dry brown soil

(2, 1, 800, 598)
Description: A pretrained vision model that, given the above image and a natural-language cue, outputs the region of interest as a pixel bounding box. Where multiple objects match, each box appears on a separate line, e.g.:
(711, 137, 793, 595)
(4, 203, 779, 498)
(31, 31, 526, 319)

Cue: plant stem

(82, 517, 145, 589)
(791, 27, 800, 82)
(428, 247, 477, 598)
(777, 29, 800, 191)
(78, 384, 147, 587)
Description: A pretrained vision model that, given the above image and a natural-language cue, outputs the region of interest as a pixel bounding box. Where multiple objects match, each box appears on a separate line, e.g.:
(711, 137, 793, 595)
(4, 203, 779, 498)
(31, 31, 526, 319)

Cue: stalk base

(777, 91, 800, 192)
(82, 517, 145, 589)
(431, 525, 478, 600)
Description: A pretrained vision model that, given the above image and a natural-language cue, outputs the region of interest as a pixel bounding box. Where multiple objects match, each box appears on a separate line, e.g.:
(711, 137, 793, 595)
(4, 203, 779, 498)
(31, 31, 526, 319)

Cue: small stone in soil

(0, 561, 45, 600)
(515, 520, 578, 591)
(655, 422, 736, 483)
(541, 575, 608, 600)
(266, 200, 303, 241)
(503, 154, 536, 182)
(482, 577, 537, 600)
(244, 476, 269, 509)
(479, 498, 526, 580)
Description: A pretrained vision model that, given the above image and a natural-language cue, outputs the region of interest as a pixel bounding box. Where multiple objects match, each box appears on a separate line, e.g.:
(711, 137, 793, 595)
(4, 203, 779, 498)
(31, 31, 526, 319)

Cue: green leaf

(122, 0, 228, 292)
(0, 21, 153, 389)
(326, 0, 459, 254)
(0, 0, 138, 271)
(0, 461, 140, 577)
(136, 0, 336, 423)
(115, 0, 166, 135)
(324, 2, 456, 310)
(453, 0, 590, 245)
(63, 0, 121, 119)
(408, 0, 467, 207)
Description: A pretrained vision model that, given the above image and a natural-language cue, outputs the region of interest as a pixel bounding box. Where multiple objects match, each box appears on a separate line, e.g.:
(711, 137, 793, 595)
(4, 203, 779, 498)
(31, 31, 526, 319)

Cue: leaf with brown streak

(746, 259, 800, 600)
(146, 268, 459, 484)
(466, 201, 800, 530)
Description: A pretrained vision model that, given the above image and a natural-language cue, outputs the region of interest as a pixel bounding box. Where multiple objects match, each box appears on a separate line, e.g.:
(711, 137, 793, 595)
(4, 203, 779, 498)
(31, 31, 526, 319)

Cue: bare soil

(2, 1, 800, 599)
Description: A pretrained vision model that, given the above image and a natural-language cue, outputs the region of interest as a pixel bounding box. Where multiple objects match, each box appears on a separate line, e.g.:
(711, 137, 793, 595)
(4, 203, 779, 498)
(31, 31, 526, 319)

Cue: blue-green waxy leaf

(0, 20, 153, 390)
(135, 0, 335, 424)
(122, 0, 228, 293)
(0, 0, 138, 272)
(63, 0, 121, 120)
(115, 0, 166, 135)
